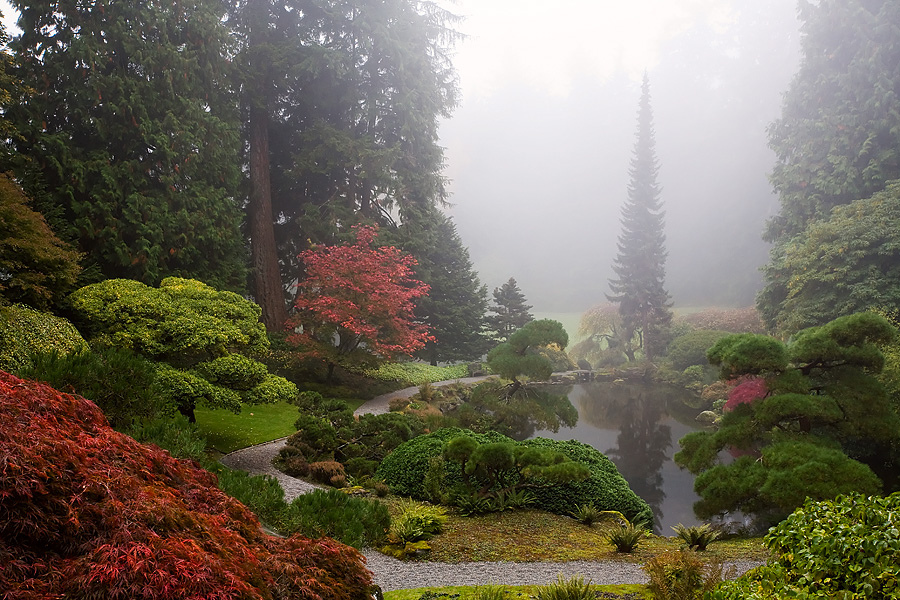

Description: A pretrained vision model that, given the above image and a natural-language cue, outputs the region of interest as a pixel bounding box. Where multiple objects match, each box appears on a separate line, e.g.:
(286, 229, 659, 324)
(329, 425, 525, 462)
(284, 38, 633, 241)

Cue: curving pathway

(220, 377, 762, 592)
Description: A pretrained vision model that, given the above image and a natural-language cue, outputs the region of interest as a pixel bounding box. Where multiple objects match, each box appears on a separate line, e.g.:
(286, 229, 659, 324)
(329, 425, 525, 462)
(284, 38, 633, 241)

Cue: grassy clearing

(196, 397, 369, 453)
(384, 584, 650, 600)
(195, 401, 300, 453)
(390, 507, 769, 564)
(363, 362, 470, 385)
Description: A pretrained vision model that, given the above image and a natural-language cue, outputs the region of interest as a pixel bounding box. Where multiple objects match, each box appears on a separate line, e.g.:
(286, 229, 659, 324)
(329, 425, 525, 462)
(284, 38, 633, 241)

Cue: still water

(531, 381, 708, 533)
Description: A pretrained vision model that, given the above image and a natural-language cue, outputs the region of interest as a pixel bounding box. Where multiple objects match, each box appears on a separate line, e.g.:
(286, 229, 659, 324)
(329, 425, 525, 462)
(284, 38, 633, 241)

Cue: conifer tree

(486, 277, 534, 342)
(607, 74, 672, 360)
(394, 208, 490, 364)
(235, 0, 459, 330)
(6, 0, 247, 291)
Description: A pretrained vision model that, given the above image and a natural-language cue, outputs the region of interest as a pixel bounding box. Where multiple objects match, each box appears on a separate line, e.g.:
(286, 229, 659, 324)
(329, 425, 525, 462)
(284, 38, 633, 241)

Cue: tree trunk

(247, 0, 288, 332)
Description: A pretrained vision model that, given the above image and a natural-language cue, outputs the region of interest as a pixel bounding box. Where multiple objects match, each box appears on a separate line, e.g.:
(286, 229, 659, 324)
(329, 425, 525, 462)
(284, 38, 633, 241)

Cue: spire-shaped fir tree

(607, 74, 672, 360)
(486, 277, 533, 342)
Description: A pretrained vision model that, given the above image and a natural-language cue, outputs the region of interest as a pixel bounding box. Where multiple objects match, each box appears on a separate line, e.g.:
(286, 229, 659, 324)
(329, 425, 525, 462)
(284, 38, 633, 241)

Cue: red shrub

(724, 377, 768, 412)
(0, 371, 372, 600)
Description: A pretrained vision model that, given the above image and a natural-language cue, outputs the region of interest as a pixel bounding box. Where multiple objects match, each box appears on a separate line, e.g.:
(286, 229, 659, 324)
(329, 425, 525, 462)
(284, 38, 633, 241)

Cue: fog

(441, 0, 801, 313)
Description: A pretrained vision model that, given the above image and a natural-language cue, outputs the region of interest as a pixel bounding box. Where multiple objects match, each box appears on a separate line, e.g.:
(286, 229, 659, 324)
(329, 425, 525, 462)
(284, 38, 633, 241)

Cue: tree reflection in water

(579, 383, 671, 530)
(532, 381, 705, 532)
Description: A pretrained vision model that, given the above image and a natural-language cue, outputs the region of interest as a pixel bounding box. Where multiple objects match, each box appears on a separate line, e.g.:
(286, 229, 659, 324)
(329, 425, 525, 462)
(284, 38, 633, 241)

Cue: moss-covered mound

(0, 370, 371, 599)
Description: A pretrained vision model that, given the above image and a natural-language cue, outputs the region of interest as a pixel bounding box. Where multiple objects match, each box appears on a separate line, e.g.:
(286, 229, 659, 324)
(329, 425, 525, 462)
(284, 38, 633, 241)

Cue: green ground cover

(363, 362, 470, 385)
(384, 584, 650, 600)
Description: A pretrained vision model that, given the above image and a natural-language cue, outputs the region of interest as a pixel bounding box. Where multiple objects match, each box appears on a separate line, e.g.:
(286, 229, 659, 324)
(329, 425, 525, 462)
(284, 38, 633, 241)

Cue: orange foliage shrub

(0, 371, 372, 599)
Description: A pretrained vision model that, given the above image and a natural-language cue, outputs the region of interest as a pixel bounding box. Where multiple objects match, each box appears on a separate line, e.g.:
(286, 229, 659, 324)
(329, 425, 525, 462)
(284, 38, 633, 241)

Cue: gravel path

(221, 379, 763, 591)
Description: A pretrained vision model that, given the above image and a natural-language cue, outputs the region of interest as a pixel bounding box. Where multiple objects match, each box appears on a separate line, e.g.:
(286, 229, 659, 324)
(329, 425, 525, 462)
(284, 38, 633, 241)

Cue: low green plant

(454, 491, 494, 516)
(286, 489, 390, 549)
(570, 504, 601, 526)
(20, 347, 170, 428)
(391, 499, 448, 542)
(125, 414, 207, 461)
(535, 575, 595, 600)
(491, 489, 535, 511)
(643, 550, 734, 600)
(605, 520, 648, 553)
(472, 584, 506, 600)
(672, 523, 721, 551)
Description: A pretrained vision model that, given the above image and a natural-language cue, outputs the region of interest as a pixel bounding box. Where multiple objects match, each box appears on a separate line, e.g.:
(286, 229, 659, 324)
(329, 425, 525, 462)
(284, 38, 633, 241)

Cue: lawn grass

(195, 397, 369, 453)
(194, 401, 300, 453)
(384, 584, 650, 600)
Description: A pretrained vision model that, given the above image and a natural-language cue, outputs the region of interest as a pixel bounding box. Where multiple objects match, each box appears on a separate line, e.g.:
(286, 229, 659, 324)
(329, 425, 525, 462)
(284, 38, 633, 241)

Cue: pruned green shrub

(519, 437, 653, 525)
(376, 428, 651, 524)
(286, 489, 390, 549)
(0, 304, 88, 372)
(667, 330, 731, 371)
(19, 347, 169, 428)
(68, 278, 297, 420)
(374, 427, 511, 498)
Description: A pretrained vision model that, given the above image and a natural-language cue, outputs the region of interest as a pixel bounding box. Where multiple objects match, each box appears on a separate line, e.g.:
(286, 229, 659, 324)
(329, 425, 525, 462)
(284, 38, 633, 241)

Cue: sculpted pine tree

(486, 278, 534, 342)
(7, 0, 246, 291)
(607, 74, 672, 360)
(675, 313, 899, 524)
(759, 0, 900, 331)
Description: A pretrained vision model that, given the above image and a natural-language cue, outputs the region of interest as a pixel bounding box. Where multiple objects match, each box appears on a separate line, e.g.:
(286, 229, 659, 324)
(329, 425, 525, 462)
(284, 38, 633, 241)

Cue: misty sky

(0, 0, 803, 315)
(440, 0, 802, 313)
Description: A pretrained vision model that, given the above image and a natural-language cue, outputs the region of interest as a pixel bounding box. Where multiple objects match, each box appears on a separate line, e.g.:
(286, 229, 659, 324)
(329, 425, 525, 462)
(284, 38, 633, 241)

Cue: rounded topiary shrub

(0, 304, 88, 372)
(375, 427, 511, 499)
(520, 438, 652, 525)
(377, 428, 652, 525)
(666, 329, 731, 371)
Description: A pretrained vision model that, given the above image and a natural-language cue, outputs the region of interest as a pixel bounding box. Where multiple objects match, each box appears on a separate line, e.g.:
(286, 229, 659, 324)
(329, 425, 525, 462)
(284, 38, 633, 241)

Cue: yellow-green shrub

(0, 305, 88, 372)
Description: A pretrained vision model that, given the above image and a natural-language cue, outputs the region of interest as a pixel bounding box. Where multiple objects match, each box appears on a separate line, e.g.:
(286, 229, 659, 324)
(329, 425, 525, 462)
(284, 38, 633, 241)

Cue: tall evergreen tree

(395, 208, 490, 365)
(234, 0, 459, 330)
(607, 74, 672, 360)
(6, 0, 247, 291)
(486, 277, 533, 342)
(759, 0, 900, 332)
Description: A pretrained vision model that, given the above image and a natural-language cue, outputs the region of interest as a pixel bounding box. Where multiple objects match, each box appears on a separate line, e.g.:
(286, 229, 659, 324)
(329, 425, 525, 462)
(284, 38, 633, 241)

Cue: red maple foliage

(288, 225, 433, 368)
(0, 370, 372, 600)
(723, 376, 768, 412)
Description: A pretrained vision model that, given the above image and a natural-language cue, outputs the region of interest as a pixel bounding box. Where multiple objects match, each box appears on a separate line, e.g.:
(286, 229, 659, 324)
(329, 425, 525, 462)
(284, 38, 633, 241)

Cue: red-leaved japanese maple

(724, 376, 768, 412)
(287, 225, 433, 378)
(0, 370, 372, 600)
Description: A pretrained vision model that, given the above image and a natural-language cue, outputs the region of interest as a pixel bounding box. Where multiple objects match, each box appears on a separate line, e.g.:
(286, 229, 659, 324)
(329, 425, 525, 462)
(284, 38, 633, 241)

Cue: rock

(696, 410, 719, 425)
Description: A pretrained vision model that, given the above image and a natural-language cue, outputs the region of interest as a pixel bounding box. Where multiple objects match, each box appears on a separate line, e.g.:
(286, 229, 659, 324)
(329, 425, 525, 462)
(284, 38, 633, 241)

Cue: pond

(530, 381, 709, 534)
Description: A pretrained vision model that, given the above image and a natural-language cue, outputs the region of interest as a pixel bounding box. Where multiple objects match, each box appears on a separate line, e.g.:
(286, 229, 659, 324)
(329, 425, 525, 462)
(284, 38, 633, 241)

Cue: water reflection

(532, 381, 707, 533)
